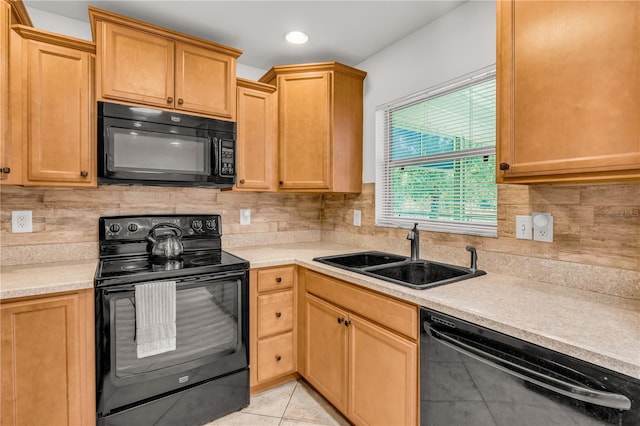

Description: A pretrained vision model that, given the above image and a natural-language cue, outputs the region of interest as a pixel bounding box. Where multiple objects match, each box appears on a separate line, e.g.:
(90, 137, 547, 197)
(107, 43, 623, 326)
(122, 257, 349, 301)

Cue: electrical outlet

(240, 209, 251, 225)
(353, 210, 361, 227)
(515, 215, 532, 240)
(532, 212, 553, 243)
(12, 210, 33, 233)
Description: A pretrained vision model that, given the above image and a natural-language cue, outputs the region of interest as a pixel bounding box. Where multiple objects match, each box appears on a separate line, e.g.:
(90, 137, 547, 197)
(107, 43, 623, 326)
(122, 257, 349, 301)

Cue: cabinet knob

(80, 170, 88, 177)
(499, 162, 510, 171)
(167, 96, 174, 103)
(344, 320, 351, 327)
(275, 277, 282, 283)
(1, 167, 10, 174)
(275, 311, 282, 318)
(239, 179, 245, 184)
(178, 98, 184, 105)
(337, 317, 344, 324)
(275, 354, 282, 362)
(279, 181, 284, 185)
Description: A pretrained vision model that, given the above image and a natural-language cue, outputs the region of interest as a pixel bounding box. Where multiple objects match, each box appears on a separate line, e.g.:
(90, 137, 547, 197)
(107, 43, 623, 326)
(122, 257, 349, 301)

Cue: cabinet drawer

(306, 270, 418, 340)
(257, 290, 293, 338)
(257, 332, 295, 382)
(257, 266, 294, 292)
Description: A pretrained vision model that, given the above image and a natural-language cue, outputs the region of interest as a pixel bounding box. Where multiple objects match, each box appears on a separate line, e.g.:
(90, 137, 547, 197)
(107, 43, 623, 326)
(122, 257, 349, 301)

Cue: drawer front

(257, 290, 294, 338)
(257, 266, 294, 292)
(305, 270, 418, 340)
(257, 332, 295, 382)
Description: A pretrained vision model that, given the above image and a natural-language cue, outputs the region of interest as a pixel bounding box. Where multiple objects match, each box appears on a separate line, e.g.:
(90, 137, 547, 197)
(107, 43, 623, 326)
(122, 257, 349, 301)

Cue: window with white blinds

(375, 67, 497, 237)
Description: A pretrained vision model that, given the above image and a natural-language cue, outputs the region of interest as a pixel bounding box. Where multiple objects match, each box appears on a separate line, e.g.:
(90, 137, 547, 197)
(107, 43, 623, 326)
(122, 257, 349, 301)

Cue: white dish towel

(135, 280, 177, 358)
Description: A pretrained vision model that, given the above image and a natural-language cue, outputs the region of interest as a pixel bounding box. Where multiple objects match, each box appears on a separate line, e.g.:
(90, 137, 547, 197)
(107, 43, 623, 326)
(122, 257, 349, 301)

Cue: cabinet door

(278, 72, 331, 190)
(0, 0, 9, 182)
(305, 293, 348, 413)
(99, 21, 174, 108)
(348, 314, 417, 426)
(498, 1, 640, 183)
(1, 291, 94, 426)
(25, 40, 95, 187)
(175, 42, 235, 119)
(236, 84, 277, 191)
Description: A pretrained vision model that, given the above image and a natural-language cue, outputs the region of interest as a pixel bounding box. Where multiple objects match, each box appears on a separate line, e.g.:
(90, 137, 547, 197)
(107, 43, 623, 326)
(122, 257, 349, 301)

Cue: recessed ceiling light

(285, 31, 309, 45)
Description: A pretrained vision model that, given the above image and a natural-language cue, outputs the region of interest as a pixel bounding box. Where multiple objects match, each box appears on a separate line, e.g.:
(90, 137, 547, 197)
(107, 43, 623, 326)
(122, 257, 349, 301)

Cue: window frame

(375, 66, 497, 237)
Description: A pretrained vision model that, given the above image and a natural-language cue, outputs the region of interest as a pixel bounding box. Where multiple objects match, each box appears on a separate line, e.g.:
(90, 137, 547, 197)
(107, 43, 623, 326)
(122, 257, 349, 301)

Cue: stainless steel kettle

(146, 224, 184, 259)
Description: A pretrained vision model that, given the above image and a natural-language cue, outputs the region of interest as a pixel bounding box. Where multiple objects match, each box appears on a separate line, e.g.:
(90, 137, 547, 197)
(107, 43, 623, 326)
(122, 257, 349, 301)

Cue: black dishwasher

(420, 308, 640, 425)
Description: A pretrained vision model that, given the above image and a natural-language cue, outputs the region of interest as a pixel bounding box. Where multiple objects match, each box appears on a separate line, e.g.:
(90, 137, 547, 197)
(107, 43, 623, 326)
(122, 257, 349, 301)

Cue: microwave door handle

(212, 137, 219, 176)
(424, 323, 632, 411)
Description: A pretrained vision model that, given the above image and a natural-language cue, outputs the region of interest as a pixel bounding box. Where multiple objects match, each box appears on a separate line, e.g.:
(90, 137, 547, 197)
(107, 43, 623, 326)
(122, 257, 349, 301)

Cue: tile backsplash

(1, 181, 638, 299)
(322, 182, 640, 299)
(0, 185, 322, 265)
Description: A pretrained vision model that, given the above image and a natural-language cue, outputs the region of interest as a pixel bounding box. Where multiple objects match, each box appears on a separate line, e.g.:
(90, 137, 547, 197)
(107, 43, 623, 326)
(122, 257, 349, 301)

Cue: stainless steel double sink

(313, 251, 485, 290)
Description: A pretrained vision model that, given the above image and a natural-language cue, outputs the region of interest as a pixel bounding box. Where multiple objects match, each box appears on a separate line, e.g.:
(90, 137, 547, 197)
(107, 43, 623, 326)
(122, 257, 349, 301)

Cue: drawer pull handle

(275, 277, 282, 283)
(275, 311, 282, 318)
(275, 354, 282, 362)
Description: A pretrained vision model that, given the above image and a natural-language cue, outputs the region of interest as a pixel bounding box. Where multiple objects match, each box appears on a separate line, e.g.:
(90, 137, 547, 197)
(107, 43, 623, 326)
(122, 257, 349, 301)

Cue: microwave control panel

(220, 139, 235, 177)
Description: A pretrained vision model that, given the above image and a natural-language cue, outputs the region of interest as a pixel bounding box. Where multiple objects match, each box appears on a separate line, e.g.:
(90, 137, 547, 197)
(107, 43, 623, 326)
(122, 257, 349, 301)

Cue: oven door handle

(424, 323, 631, 411)
(102, 271, 247, 294)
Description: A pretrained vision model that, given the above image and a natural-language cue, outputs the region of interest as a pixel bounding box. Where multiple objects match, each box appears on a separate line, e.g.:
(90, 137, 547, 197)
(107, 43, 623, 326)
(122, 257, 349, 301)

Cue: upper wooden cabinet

(235, 78, 278, 192)
(260, 62, 366, 193)
(0, 1, 11, 183)
(497, 0, 640, 183)
(89, 7, 241, 121)
(8, 26, 96, 188)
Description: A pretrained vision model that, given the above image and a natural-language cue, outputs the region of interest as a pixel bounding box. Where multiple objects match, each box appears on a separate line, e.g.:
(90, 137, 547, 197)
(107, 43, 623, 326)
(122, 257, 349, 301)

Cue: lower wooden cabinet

(300, 269, 418, 426)
(250, 266, 297, 391)
(0, 289, 95, 426)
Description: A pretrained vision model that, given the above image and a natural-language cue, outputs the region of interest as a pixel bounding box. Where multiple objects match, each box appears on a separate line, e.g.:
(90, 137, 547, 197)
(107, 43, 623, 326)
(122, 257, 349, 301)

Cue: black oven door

(96, 270, 249, 417)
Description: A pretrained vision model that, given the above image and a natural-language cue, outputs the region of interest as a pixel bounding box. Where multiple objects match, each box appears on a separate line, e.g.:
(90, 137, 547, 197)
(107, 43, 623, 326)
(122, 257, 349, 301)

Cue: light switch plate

(515, 215, 532, 240)
(532, 212, 553, 243)
(240, 209, 251, 225)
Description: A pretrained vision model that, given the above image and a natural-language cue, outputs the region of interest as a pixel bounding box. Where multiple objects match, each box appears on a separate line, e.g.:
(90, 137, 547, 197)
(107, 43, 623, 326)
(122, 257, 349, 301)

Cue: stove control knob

(206, 219, 217, 231)
(127, 223, 138, 233)
(109, 223, 121, 233)
(192, 220, 203, 231)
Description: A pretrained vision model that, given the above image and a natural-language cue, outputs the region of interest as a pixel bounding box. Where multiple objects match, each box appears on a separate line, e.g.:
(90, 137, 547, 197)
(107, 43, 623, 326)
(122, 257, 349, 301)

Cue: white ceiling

(23, 1, 466, 71)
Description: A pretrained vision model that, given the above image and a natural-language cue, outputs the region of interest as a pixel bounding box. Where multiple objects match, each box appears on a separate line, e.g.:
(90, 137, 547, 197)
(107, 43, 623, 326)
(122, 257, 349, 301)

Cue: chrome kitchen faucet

(407, 223, 420, 261)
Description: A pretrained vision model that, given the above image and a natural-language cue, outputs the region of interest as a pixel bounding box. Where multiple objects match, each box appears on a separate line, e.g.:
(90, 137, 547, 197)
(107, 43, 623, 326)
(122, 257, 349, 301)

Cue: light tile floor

(205, 380, 349, 426)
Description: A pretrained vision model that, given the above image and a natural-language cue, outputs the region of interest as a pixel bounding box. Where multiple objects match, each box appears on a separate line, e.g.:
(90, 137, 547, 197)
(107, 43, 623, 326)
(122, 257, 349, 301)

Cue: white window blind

(375, 67, 497, 237)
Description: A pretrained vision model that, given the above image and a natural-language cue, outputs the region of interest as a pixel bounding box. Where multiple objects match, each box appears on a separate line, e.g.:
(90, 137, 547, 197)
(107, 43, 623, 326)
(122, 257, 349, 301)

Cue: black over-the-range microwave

(97, 101, 236, 188)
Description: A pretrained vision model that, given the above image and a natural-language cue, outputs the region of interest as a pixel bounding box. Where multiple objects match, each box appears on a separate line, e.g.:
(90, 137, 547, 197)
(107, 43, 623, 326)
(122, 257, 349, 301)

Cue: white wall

(27, 7, 93, 41)
(355, 1, 496, 182)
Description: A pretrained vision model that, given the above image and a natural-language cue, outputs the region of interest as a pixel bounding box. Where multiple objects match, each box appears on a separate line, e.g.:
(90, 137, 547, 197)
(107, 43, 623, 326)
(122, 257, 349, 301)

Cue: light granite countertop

(1, 241, 638, 381)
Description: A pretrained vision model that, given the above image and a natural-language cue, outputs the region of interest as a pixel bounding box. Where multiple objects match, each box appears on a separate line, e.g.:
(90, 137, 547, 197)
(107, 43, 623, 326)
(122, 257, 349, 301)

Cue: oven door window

(111, 279, 240, 378)
(108, 127, 211, 176)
